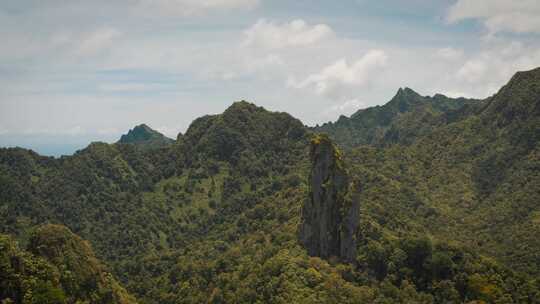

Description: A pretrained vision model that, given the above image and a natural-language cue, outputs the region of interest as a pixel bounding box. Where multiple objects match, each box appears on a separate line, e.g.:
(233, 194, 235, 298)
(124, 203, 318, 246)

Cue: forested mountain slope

(0, 69, 539, 303)
(1, 224, 136, 303)
(344, 67, 540, 276)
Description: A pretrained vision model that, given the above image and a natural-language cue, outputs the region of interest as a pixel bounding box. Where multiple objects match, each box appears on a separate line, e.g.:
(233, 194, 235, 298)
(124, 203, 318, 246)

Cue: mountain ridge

(0, 67, 539, 303)
(314, 86, 479, 148)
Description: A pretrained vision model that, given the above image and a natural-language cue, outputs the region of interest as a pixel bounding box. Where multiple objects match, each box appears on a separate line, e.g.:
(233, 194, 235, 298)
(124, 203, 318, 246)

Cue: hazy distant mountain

(118, 124, 174, 149)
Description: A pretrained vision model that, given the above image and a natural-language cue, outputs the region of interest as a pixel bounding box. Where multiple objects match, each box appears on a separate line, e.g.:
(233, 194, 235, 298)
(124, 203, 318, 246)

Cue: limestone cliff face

(299, 134, 359, 262)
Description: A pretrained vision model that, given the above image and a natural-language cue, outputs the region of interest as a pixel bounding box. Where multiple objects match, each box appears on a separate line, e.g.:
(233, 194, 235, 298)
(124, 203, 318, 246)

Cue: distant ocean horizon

(0, 134, 118, 157)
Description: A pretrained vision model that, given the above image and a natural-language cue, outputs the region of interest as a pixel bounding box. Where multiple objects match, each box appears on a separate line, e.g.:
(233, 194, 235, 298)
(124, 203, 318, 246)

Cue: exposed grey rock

(299, 134, 359, 262)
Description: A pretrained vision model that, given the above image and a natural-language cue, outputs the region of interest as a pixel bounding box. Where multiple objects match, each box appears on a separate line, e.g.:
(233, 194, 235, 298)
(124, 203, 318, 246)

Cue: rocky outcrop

(299, 134, 359, 262)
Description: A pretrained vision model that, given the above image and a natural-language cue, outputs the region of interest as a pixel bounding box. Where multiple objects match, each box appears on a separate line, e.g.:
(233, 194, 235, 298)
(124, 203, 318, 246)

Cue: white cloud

(0, 27, 122, 63)
(242, 19, 333, 49)
(135, 0, 259, 17)
(76, 28, 122, 56)
(97, 83, 171, 92)
(65, 126, 85, 136)
(325, 99, 365, 115)
(203, 52, 285, 81)
(447, 0, 540, 34)
(287, 50, 387, 98)
(456, 60, 487, 83)
(451, 40, 540, 96)
(436, 47, 464, 61)
(2, 1, 540, 150)
(18, 126, 86, 136)
(97, 128, 120, 135)
(244, 54, 284, 72)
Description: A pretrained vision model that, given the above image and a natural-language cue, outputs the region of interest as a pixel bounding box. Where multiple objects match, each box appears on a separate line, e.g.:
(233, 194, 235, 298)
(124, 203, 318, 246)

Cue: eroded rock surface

(299, 134, 359, 262)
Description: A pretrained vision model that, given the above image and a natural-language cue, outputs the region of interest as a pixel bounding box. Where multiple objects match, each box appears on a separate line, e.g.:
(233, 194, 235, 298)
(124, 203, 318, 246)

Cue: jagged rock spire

(299, 134, 359, 262)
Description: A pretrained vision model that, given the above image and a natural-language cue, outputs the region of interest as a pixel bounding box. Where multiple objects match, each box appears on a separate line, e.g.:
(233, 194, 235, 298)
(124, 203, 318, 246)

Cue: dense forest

(1, 67, 539, 303)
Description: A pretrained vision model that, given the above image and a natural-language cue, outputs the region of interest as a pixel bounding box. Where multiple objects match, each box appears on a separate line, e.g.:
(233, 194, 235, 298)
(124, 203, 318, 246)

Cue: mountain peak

(223, 100, 264, 115)
(507, 67, 540, 86)
(134, 123, 152, 132)
(393, 87, 422, 100)
(118, 124, 173, 148)
(228, 100, 255, 108)
(496, 67, 540, 99)
(181, 100, 307, 165)
(387, 87, 424, 113)
(481, 66, 540, 127)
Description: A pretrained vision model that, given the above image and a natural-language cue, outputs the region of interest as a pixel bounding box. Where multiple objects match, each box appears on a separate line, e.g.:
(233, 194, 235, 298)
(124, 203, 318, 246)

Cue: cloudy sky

(1, 0, 539, 156)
